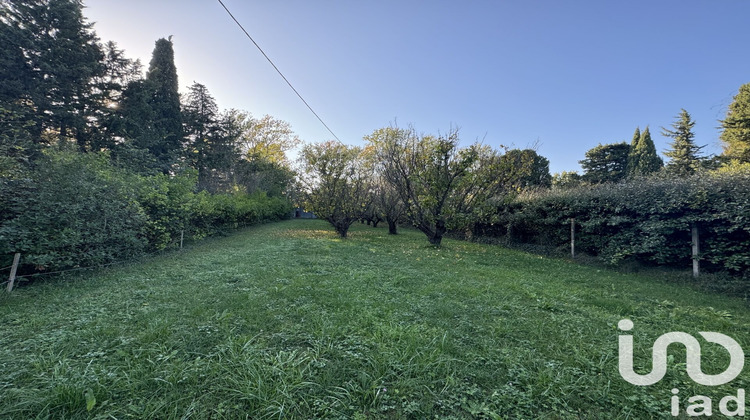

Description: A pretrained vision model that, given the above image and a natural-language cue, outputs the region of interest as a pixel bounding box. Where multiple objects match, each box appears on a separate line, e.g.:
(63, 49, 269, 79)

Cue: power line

(216, 0, 341, 143)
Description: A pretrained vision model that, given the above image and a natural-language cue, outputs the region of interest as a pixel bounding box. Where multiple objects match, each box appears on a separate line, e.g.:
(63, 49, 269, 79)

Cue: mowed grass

(1, 220, 748, 419)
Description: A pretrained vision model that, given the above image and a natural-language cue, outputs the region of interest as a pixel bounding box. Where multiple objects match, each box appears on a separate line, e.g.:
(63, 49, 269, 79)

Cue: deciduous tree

(372, 126, 500, 246)
(228, 110, 298, 195)
(299, 141, 372, 238)
(498, 149, 551, 191)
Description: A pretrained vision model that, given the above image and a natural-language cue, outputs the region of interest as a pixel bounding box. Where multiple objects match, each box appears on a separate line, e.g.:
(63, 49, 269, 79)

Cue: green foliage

(662, 109, 704, 176)
(498, 148, 551, 191)
(370, 126, 504, 245)
(0, 4, 294, 275)
(580, 142, 631, 184)
(627, 127, 663, 177)
(720, 82, 750, 163)
(551, 170, 583, 190)
(300, 141, 371, 238)
(489, 172, 750, 276)
(232, 111, 301, 165)
(182, 83, 241, 192)
(234, 156, 295, 197)
(0, 0, 105, 147)
(0, 150, 148, 270)
(134, 37, 183, 174)
(0, 150, 290, 273)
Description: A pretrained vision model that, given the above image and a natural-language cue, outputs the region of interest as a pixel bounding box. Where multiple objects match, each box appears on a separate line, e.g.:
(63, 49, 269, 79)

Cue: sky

(83, 0, 750, 174)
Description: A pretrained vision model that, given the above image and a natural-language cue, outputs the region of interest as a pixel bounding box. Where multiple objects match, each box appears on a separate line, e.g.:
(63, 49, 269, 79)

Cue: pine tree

(720, 82, 750, 163)
(89, 41, 143, 153)
(662, 109, 703, 176)
(145, 37, 183, 174)
(628, 127, 663, 176)
(182, 82, 238, 191)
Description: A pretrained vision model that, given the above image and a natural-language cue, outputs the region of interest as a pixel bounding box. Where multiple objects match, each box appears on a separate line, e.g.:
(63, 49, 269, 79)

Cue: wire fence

(1, 260, 15, 289)
(2, 234, 190, 292)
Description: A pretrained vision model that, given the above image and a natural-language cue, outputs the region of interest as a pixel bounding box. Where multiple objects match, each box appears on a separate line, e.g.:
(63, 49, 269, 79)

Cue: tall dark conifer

(0, 0, 104, 149)
(145, 37, 183, 174)
(579, 142, 631, 184)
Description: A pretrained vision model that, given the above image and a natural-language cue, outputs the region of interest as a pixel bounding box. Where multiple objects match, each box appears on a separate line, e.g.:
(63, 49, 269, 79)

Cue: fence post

(691, 225, 700, 278)
(6, 253, 20, 293)
(570, 218, 575, 259)
(180, 230, 184, 249)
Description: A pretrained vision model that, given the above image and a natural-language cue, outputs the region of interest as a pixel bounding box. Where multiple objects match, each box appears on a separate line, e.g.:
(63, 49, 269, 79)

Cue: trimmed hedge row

(0, 151, 291, 273)
(475, 170, 750, 275)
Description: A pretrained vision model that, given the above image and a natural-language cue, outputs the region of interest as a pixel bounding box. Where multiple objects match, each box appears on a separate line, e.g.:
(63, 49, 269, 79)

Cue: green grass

(1, 220, 748, 419)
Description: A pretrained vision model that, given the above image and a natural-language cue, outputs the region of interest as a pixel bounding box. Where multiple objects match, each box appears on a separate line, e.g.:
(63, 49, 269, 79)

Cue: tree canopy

(299, 141, 372, 238)
(580, 142, 631, 184)
(721, 82, 750, 163)
(627, 127, 663, 177)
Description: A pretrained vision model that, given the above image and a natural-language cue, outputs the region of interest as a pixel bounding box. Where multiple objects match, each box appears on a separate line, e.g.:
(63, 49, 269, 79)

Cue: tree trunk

(387, 216, 398, 235)
(372, 219, 380, 228)
(428, 219, 447, 246)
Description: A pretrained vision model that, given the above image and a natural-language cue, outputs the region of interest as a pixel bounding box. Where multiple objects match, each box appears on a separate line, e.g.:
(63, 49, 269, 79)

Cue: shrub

(0, 150, 148, 270)
(480, 172, 750, 276)
(0, 150, 292, 274)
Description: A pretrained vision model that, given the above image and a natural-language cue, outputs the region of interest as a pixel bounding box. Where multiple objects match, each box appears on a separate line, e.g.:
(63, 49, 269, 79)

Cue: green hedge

(476, 170, 750, 275)
(0, 151, 291, 274)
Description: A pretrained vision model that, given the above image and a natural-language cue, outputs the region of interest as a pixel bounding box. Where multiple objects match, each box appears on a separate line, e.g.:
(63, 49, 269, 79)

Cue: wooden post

(692, 225, 700, 278)
(570, 218, 575, 259)
(180, 230, 184, 249)
(6, 253, 20, 293)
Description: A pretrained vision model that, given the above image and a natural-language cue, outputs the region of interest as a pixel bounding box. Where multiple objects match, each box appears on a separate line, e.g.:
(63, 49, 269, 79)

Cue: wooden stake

(692, 225, 700, 278)
(6, 253, 20, 293)
(570, 218, 575, 259)
(180, 230, 184, 249)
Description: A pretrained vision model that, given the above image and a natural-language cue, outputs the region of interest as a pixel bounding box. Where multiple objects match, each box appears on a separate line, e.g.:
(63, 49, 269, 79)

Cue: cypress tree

(662, 109, 703, 176)
(629, 126, 663, 176)
(626, 127, 641, 177)
(145, 37, 183, 174)
(720, 83, 750, 163)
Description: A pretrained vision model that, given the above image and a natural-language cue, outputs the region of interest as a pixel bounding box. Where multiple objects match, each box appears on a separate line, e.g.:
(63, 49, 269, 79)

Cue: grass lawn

(1, 219, 748, 419)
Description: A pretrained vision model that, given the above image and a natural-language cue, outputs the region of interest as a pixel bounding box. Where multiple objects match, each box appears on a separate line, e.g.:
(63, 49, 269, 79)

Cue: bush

(0, 150, 292, 274)
(0, 151, 148, 271)
(479, 172, 750, 276)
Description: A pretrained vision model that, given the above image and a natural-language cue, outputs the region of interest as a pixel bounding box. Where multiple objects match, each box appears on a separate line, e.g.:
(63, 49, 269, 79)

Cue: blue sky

(84, 0, 750, 174)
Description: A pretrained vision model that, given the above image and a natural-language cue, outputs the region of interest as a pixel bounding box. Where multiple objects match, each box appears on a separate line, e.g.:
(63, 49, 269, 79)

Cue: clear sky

(83, 0, 750, 174)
